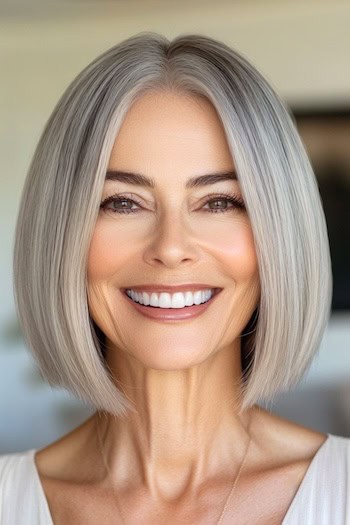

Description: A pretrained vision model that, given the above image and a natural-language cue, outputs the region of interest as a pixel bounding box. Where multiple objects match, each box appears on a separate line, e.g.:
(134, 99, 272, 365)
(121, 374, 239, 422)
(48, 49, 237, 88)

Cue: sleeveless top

(0, 433, 349, 524)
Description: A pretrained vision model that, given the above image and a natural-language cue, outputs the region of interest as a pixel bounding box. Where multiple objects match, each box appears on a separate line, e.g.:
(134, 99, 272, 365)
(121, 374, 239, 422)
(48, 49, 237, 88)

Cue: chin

(120, 344, 214, 371)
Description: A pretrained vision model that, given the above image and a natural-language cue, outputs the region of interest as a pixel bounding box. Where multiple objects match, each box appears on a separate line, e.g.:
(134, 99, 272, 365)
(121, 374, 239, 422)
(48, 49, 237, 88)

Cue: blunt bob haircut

(13, 32, 332, 418)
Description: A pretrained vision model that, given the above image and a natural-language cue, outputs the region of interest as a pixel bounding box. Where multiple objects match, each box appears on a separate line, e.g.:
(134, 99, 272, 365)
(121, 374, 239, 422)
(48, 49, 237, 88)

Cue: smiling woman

(1, 32, 349, 525)
(87, 90, 260, 368)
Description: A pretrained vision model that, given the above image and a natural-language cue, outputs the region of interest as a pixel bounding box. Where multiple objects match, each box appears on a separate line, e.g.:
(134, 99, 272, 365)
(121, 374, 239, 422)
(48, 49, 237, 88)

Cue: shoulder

(318, 433, 350, 478)
(249, 408, 350, 523)
(302, 432, 350, 486)
(0, 449, 41, 523)
(250, 406, 330, 465)
(0, 449, 37, 497)
(249, 406, 350, 488)
(283, 433, 350, 523)
(0, 449, 34, 485)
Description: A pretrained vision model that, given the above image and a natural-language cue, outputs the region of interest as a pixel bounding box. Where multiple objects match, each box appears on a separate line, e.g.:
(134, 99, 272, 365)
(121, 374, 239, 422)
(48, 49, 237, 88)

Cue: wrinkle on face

(86, 89, 260, 499)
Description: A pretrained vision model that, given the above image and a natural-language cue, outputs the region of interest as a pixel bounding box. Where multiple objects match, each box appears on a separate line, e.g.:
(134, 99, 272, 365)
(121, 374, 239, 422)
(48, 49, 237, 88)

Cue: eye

(202, 193, 245, 214)
(99, 192, 246, 215)
(100, 194, 141, 214)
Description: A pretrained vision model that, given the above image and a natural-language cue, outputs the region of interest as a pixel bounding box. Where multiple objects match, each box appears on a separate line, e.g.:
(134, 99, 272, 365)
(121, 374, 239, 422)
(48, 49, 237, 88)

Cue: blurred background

(1, 0, 349, 454)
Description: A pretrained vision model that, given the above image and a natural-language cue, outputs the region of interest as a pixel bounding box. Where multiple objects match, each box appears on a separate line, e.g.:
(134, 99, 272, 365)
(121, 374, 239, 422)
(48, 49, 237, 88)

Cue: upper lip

(122, 284, 222, 293)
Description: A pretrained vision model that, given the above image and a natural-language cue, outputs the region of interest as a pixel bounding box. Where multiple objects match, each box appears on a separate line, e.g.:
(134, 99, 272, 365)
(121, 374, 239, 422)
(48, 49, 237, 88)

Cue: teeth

(126, 289, 214, 308)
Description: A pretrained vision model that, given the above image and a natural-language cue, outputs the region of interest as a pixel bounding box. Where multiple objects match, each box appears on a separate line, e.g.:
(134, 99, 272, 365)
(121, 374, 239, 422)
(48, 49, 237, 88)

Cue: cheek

(87, 216, 259, 284)
(87, 221, 127, 281)
(210, 220, 259, 281)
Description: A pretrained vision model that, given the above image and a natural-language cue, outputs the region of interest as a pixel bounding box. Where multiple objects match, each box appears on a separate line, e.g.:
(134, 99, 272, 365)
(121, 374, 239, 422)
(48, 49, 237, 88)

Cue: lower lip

(121, 289, 223, 322)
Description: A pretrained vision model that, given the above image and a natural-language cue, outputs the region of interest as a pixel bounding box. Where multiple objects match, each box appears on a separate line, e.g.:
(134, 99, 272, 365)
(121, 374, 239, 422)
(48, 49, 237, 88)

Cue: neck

(95, 341, 256, 501)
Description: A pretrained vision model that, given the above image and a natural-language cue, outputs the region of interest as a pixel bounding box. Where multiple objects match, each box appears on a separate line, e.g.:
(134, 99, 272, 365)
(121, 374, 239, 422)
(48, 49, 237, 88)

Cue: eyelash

(99, 192, 245, 215)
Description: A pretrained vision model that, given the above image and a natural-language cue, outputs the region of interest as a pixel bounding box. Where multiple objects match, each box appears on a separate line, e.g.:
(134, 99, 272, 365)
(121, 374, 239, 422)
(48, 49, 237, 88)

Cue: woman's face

(87, 90, 260, 370)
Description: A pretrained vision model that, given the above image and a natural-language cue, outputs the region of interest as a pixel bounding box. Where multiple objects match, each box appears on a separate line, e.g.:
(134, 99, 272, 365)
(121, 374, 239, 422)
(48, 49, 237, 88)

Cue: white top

(0, 433, 349, 524)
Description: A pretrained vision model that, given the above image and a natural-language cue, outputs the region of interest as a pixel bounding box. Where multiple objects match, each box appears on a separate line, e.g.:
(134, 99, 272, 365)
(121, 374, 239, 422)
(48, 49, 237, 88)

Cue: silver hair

(13, 32, 332, 417)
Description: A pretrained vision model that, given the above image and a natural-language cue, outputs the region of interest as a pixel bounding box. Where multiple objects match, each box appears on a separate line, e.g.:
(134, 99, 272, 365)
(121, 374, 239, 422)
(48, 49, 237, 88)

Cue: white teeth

(126, 289, 214, 308)
(142, 292, 150, 306)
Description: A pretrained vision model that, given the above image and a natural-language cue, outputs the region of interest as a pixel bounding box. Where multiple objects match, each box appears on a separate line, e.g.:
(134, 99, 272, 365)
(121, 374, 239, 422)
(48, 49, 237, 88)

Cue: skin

(34, 90, 328, 524)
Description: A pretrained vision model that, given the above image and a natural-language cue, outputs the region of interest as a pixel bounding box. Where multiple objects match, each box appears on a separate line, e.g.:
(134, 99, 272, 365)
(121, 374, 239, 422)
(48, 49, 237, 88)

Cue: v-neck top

(0, 433, 349, 524)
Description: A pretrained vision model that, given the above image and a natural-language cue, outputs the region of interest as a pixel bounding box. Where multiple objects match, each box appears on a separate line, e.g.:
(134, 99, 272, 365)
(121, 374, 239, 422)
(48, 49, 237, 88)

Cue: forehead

(107, 90, 235, 176)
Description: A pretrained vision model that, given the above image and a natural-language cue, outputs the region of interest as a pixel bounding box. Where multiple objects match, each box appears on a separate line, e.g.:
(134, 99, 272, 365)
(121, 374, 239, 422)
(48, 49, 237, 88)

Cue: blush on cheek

(87, 221, 137, 281)
(87, 224, 120, 280)
(232, 244, 258, 279)
(217, 226, 259, 281)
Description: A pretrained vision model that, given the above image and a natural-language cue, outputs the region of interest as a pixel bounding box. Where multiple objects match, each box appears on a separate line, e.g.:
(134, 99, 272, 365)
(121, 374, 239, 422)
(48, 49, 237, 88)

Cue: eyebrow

(105, 169, 237, 189)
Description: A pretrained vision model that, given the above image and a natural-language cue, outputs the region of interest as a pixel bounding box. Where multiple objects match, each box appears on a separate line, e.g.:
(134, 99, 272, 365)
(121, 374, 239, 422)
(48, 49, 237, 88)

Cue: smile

(122, 288, 223, 322)
(125, 288, 216, 309)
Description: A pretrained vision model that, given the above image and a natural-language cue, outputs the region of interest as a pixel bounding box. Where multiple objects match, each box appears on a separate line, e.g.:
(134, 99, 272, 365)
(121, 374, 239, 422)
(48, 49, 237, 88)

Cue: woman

(0, 32, 349, 524)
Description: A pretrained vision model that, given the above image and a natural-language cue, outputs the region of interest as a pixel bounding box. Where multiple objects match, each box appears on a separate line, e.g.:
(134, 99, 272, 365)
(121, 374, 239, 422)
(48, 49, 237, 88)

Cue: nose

(142, 208, 200, 269)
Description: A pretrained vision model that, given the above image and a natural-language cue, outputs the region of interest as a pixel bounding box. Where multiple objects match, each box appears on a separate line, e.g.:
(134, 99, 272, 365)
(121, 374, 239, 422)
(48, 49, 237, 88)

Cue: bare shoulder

(229, 405, 329, 524)
(249, 405, 328, 470)
(34, 413, 98, 481)
(34, 414, 104, 523)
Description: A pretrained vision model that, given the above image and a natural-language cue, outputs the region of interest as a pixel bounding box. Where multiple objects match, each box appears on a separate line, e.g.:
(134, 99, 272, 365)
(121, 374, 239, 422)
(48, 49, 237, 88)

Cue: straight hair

(13, 32, 332, 417)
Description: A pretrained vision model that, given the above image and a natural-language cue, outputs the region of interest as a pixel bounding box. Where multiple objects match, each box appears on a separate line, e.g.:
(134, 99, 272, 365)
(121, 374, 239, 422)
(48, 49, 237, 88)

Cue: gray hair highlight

(13, 32, 332, 417)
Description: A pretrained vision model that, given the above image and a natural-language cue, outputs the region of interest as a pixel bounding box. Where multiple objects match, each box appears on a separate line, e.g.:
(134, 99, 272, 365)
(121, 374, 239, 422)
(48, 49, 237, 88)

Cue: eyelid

(99, 192, 140, 207)
(100, 191, 244, 206)
(100, 192, 246, 219)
